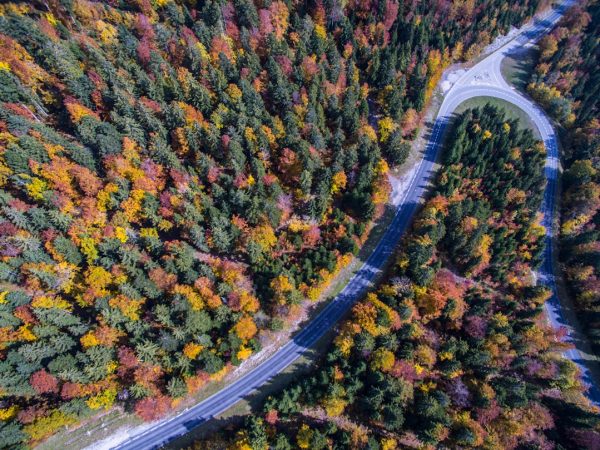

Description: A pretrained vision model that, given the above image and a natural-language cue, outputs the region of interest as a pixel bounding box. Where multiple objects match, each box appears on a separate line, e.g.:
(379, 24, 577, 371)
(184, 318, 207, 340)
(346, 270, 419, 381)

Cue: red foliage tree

(277, 148, 301, 182)
(384, 0, 399, 31)
(135, 14, 155, 40)
(265, 409, 279, 425)
(17, 405, 48, 425)
(134, 395, 172, 421)
(137, 38, 152, 66)
(149, 267, 177, 291)
(134, 364, 163, 391)
(401, 108, 419, 137)
(303, 225, 321, 247)
(118, 346, 140, 370)
(259, 9, 274, 37)
(464, 315, 487, 339)
(61, 382, 83, 400)
(30, 370, 59, 395)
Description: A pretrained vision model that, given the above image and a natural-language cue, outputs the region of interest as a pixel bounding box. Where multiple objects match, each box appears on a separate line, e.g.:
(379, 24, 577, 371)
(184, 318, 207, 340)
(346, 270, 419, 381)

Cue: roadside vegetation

(527, 0, 600, 353)
(190, 106, 600, 449)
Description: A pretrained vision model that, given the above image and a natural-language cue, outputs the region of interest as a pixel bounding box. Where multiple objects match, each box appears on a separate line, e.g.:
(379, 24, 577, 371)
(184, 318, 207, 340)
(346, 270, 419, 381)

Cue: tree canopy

(0, 0, 552, 446)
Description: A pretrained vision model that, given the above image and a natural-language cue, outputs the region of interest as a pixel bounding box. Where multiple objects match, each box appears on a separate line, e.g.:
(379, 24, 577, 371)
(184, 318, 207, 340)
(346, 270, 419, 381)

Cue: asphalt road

(112, 1, 596, 449)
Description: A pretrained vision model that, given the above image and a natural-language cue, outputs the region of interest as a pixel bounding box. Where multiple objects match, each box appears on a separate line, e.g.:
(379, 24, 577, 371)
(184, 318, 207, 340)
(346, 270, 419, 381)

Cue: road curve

(440, 86, 600, 405)
(112, 2, 593, 449)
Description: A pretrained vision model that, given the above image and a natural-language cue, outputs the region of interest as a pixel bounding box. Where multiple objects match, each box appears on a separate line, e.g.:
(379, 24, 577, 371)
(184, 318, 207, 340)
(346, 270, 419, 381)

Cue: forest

(0, 0, 548, 447)
(528, 0, 600, 353)
(192, 106, 600, 450)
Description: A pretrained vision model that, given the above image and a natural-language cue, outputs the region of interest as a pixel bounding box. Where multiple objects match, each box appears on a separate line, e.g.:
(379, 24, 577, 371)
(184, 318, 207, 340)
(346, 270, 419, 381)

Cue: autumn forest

(0, 0, 598, 448)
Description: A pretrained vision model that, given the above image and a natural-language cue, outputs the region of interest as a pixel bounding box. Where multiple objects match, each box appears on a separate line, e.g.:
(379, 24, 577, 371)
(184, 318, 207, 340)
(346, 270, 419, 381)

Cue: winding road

(111, 1, 598, 448)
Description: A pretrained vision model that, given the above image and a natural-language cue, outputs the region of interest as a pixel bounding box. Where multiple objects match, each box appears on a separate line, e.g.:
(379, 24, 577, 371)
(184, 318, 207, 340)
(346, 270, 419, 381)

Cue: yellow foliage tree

(226, 83, 243, 102)
(24, 410, 76, 442)
(239, 291, 260, 313)
(183, 342, 203, 359)
(381, 437, 397, 450)
(361, 124, 378, 141)
(79, 237, 99, 264)
(114, 226, 128, 243)
(95, 20, 118, 43)
(334, 326, 357, 357)
(296, 424, 314, 449)
(26, 177, 47, 200)
(370, 348, 395, 372)
(331, 171, 347, 194)
(270, 274, 294, 305)
(234, 315, 257, 341)
(322, 394, 347, 417)
(251, 223, 277, 251)
(237, 345, 253, 361)
(86, 387, 117, 410)
(108, 295, 144, 320)
(271, 1, 289, 40)
(31, 295, 71, 311)
(86, 266, 112, 291)
(173, 284, 204, 310)
(80, 331, 100, 348)
(378, 116, 396, 143)
(0, 405, 18, 420)
(230, 432, 253, 450)
(65, 102, 98, 123)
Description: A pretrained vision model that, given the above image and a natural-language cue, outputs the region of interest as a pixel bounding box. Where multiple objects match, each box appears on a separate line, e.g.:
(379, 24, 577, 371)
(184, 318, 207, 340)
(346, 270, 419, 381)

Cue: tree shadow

(504, 46, 539, 91)
(164, 348, 326, 449)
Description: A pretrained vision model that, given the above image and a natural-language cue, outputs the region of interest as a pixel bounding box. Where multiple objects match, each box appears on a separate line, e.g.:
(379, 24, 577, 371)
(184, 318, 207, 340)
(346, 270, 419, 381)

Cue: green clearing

(454, 96, 541, 139)
(500, 45, 539, 91)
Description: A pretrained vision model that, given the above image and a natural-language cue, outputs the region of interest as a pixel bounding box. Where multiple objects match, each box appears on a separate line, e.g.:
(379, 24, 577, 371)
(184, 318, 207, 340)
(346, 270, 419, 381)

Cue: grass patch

(36, 409, 143, 450)
(454, 96, 541, 138)
(500, 45, 539, 91)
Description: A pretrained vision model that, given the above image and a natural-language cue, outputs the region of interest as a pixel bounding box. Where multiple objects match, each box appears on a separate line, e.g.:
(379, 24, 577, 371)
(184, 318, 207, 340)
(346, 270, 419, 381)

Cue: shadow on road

(165, 348, 322, 449)
(503, 46, 539, 91)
